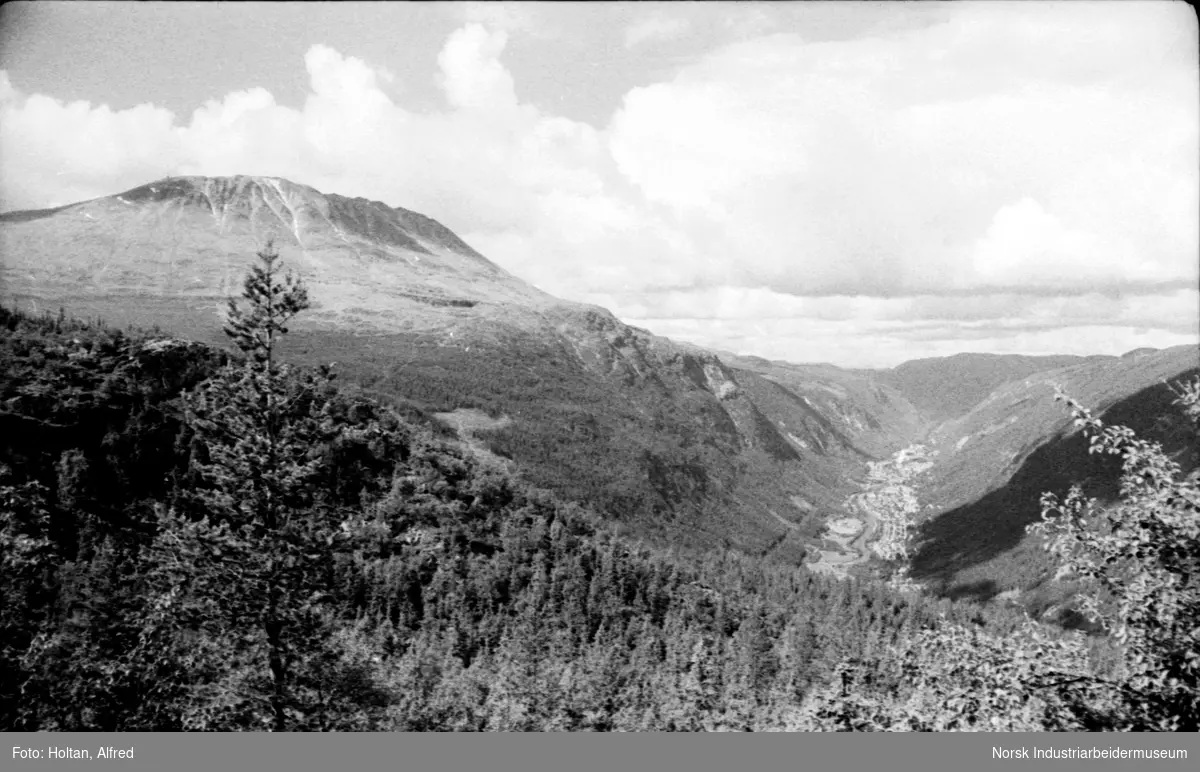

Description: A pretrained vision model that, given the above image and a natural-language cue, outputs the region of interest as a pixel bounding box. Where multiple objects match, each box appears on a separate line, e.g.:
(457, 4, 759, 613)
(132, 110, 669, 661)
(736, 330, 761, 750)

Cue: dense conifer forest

(2, 246, 1196, 731)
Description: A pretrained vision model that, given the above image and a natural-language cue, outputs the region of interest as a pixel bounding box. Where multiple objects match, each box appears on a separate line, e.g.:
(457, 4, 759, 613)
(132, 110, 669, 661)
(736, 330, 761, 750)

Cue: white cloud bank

(1, 2, 1196, 367)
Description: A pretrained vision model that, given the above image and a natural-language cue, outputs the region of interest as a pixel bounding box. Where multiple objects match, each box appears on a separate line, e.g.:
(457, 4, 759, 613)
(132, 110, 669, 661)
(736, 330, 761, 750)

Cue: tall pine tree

(139, 241, 379, 730)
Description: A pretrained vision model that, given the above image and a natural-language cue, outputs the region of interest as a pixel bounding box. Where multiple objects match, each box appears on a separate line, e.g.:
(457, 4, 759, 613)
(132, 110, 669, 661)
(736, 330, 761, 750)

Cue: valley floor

(806, 444, 933, 581)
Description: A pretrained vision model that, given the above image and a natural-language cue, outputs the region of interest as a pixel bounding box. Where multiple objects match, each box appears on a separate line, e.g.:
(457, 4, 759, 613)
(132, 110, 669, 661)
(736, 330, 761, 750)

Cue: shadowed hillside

(917, 346, 1198, 517)
(912, 362, 1200, 609)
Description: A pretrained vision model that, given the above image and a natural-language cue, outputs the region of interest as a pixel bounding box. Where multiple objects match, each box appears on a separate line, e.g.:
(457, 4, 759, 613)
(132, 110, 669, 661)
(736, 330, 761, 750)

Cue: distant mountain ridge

(875, 352, 1116, 424)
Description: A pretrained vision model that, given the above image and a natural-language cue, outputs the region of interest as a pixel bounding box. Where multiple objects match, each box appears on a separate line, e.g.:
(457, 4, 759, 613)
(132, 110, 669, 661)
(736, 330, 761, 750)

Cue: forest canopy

(2, 244, 1195, 731)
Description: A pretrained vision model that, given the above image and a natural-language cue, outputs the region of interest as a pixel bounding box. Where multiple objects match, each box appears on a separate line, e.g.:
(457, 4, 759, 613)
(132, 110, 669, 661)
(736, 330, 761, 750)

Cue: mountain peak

(118, 175, 316, 210)
(110, 175, 489, 261)
(0, 174, 552, 329)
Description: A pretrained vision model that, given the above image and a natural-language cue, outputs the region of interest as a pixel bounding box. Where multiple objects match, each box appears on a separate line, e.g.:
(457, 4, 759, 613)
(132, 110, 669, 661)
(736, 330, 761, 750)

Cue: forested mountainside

(3, 245, 1196, 731)
(4, 176, 1196, 602)
(0, 300, 1021, 731)
(0, 176, 927, 561)
(3, 177, 1197, 731)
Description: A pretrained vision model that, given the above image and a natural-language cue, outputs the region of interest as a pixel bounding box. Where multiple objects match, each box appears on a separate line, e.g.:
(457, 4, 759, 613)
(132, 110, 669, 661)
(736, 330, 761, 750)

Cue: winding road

(805, 493, 879, 577)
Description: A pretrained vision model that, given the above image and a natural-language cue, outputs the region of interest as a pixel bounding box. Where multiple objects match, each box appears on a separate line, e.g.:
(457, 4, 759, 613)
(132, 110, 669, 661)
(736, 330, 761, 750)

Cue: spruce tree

(139, 241, 373, 730)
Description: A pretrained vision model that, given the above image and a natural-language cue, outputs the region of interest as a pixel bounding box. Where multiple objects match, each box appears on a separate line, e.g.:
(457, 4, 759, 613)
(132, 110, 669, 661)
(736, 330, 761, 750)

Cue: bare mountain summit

(1, 175, 552, 332)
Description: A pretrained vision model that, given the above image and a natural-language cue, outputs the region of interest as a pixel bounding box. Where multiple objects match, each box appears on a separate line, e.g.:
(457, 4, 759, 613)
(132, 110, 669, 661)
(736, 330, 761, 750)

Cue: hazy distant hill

(876, 352, 1113, 424)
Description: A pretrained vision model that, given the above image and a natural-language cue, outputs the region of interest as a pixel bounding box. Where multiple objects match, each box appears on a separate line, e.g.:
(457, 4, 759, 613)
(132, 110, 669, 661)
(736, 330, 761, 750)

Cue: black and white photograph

(1, 0, 1197, 741)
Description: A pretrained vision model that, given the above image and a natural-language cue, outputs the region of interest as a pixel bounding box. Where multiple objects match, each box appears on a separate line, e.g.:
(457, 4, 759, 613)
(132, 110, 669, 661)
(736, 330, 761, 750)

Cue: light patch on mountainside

(433, 409, 514, 467)
(702, 361, 740, 400)
(790, 495, 814, 512)
(787, 432, 809, 450)
(434, 408, 513, 434)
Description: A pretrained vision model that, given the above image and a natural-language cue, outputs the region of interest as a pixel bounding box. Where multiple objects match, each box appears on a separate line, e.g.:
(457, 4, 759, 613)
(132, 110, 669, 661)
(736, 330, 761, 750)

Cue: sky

(0, 1, 1196, 368)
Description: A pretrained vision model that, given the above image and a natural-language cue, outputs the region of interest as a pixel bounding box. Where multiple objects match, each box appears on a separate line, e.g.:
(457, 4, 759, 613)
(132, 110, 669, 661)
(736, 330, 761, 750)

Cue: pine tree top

(223, 240, 310, 366)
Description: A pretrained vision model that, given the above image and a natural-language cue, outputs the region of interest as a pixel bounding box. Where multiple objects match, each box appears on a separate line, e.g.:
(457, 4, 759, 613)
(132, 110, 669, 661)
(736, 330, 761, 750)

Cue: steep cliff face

(723, 355, 928, 461)
(541, 301, 895, 474)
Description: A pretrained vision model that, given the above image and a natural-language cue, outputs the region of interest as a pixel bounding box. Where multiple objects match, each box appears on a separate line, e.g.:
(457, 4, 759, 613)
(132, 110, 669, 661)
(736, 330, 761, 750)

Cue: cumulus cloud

(437, 25, 520, 111)
(609, 4, 1197, 299)
(603, 286, 1198, 333)
(0, 23, 691, 305)
(456, 1, 548, 38)
(0, 87, 179, 207)
(0, 3, 1195, 366)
